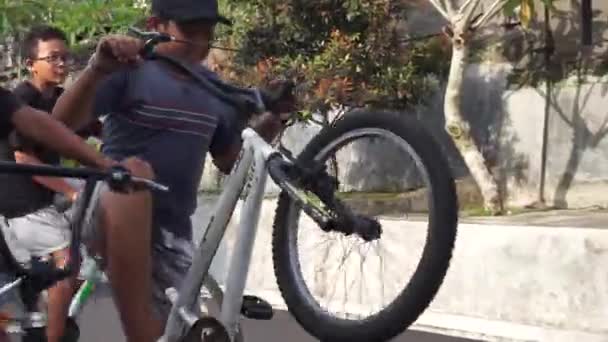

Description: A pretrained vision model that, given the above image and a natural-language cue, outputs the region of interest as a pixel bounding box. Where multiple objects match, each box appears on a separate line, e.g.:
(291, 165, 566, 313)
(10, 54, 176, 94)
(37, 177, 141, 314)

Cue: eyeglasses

(34, 54, 74, 65)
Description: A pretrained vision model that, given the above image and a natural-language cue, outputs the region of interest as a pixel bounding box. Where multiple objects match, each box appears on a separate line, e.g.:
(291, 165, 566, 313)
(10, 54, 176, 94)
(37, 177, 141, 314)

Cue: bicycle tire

(60, 318, 80, 342)
(272, 110, 458, 342)
(21, 328, 45, 342)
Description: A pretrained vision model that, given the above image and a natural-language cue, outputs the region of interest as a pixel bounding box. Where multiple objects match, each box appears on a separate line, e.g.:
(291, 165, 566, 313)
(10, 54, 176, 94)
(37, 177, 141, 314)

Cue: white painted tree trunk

(427, 0, 506, 213)
(444, 38, 502, 213)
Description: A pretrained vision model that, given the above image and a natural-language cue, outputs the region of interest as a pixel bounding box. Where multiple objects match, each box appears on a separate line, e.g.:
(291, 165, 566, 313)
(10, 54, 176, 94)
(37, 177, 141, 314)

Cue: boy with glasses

(7, 25, 102, 342)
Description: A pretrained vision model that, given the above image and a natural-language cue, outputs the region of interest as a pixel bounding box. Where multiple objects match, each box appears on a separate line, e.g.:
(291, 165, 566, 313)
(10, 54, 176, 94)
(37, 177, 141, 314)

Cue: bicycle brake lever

(127, 27, 173, 58)
(131, 176, 170, 192)
(127, 27, 167, 41)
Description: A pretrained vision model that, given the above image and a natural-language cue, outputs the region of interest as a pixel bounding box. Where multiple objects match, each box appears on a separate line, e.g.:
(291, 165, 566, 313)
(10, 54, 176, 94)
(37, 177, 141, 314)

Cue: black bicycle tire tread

(271, 110, 458, 342)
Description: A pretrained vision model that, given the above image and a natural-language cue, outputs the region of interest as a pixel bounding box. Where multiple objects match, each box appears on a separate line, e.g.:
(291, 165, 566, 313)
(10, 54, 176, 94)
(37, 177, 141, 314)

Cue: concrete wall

(192, 195, 608, 341)
(199, 62, 608, 209)
(454, 63, 608, 209)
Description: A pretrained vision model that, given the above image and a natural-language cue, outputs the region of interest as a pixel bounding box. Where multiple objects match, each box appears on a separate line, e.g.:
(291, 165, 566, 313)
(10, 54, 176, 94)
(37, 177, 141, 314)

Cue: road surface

(13, 286, 481, 342)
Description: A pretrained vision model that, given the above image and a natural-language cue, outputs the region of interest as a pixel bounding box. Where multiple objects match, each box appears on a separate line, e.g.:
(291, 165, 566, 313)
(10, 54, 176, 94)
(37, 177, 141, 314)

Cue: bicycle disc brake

(182, 317, 230, 342)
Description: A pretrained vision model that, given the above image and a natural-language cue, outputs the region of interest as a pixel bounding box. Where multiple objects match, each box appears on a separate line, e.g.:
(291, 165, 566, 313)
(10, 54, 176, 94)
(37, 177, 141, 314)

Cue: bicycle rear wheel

(272, 110, 458, 342)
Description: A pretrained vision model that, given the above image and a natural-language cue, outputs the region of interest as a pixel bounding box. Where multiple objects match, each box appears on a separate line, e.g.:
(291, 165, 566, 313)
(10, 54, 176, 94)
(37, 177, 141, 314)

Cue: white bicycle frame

(159, 127, 283, 342)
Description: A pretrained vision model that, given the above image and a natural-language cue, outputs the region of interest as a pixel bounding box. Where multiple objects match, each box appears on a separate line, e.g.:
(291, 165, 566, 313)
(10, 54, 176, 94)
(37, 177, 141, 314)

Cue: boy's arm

(14, 151, 78, 201)
(12, 106, 113, 170)
(0, 87, 22, 138)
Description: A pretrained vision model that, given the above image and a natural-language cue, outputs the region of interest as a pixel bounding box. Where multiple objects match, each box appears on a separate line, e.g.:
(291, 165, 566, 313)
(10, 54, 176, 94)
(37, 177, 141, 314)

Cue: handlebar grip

(107, 165, 132, 193)
(131, 176, 170, 192)
(106, 166, 169, 193)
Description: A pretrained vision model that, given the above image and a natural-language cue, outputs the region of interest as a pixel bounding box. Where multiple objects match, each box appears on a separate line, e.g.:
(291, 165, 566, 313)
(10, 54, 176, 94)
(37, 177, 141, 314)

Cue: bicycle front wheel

(272, 110, 458, 342)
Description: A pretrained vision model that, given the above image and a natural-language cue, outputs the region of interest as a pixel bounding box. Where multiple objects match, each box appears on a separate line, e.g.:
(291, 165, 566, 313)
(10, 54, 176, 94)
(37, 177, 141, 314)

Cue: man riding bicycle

(52, 0, 295, 340)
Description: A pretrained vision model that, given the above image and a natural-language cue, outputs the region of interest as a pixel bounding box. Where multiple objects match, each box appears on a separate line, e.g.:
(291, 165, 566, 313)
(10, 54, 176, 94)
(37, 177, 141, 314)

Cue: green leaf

(502, 0, 521, 16)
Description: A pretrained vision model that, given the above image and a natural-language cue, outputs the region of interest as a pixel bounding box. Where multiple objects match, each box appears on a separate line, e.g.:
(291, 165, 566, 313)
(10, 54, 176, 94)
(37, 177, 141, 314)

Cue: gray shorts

(2, 206, 71, 264)
(81, 183, 195, 321)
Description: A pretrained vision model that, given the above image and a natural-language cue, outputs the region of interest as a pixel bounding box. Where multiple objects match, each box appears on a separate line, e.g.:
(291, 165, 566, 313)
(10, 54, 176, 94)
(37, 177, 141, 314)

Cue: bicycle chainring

(182, 317, 231, 342)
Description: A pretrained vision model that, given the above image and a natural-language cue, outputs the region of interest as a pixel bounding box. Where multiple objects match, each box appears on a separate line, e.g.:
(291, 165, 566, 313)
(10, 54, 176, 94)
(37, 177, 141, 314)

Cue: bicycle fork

(68, 256, 101, 318)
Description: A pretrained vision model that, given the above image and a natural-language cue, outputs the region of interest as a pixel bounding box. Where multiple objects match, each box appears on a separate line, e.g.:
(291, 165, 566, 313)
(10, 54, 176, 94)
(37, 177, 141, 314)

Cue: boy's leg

(4, 207, 76, 342)
(83, 158, 162, 342)
(47, 248, 78, 342)
(97, 188, 163, 342)
(150, 228, 196, 327)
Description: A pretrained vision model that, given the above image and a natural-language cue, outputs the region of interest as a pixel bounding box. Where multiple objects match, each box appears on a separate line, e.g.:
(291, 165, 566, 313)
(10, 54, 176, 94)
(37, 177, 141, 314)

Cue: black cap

(152, 0, 232, 26)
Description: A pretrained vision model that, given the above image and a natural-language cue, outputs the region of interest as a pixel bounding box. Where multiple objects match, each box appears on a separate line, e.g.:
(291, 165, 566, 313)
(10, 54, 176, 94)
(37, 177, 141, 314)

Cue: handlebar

(127, 27, 295, 117)
(0, 161, 168, 193)
(0, 162, 168, 297)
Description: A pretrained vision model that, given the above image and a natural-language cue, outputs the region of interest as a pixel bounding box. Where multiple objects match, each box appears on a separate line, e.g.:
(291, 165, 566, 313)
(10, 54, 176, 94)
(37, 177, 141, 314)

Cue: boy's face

(149, 17, 216, 62)
(28, 39, 70, 85)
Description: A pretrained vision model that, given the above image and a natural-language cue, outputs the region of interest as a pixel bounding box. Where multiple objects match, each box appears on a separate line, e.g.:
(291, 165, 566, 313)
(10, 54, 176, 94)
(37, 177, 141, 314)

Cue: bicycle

(0, 26, 459, 342)
(0, 162, 169, 341)
(0, 178, 238, 342)
(61, 239, 234, 342)
(123, 27, 458, 342)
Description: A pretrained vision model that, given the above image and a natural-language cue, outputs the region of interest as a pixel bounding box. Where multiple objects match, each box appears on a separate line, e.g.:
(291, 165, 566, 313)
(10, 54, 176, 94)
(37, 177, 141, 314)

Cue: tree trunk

(444, 34, 503, 214)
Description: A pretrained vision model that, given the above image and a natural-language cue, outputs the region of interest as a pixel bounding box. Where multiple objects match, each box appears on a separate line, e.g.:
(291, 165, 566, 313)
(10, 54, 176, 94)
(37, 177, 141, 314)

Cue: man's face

(29, 39, 70, 85)
(151, 17, 216, 61)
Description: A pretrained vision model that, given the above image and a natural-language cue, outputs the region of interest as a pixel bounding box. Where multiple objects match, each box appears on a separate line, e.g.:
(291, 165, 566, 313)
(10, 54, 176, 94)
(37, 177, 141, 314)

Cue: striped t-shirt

(92, 60, 242, 240)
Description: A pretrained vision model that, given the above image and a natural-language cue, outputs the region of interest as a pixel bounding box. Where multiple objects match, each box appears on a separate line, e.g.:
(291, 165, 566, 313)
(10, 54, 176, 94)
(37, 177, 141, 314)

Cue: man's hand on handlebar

(89, 35, 143, 75)
(247, 79, 298, 143)
(262, 79, 297, 120)
(113, 157, 156, 193)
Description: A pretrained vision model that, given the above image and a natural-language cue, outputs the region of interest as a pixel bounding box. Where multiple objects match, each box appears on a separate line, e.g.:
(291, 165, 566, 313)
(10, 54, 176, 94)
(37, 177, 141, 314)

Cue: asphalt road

(8, 286, 481, 342)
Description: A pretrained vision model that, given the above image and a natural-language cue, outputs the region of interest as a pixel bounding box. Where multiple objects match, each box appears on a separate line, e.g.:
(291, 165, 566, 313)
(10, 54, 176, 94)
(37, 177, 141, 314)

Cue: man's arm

(52, 65, 107, 130)
(14, 151, 78, 200)
(212, 111, 288, 174)
(12, 106, 112, 169)
(53, 35, 142, 129)
(211, 78, 295, 173)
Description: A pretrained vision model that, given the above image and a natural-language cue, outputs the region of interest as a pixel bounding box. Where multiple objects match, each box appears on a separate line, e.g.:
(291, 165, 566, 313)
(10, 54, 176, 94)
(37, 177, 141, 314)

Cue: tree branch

(443, 0, 457, 17)
(457, 0, 477, 16)
(471, 0, 507, 29)
(459, 0, 482, 28)
(428, 0, 451, 21)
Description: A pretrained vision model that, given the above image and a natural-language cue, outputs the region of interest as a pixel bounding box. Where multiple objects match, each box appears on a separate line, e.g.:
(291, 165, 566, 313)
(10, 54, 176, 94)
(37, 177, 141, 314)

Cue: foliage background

(0, 0, 149, 83)
(0, 0, 451, 114)
(215, 0, 451, 115)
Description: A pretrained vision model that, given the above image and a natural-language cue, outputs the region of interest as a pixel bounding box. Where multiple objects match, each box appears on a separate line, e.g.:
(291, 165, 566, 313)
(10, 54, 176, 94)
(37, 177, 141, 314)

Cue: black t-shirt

(0, 86, 22, 138)
(13, 81, 101, 139)
(0, 82, 61, 218)
(11, 82, 62, 164)
(13, 81, 63, 114)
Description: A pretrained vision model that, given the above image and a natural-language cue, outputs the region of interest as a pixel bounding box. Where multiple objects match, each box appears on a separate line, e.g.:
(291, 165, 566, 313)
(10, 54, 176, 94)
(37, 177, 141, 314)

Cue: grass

(335, 191, 408, 201)
(460, 205, 554, 218)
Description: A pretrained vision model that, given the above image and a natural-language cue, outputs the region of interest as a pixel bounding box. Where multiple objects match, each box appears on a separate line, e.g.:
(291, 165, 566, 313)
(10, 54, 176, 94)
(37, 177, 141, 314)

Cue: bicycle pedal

(241, 295, 274, 320)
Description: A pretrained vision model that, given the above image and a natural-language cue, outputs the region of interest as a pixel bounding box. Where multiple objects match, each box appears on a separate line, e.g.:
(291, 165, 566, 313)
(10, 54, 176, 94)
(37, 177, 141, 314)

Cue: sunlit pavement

(28, 285, 482, 342)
